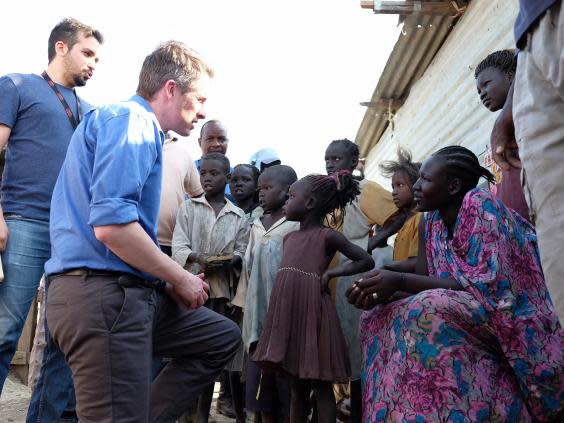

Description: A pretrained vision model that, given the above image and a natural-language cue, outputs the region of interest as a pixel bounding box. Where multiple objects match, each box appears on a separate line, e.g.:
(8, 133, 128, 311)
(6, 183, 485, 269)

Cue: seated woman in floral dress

(346, 146, 563, 422)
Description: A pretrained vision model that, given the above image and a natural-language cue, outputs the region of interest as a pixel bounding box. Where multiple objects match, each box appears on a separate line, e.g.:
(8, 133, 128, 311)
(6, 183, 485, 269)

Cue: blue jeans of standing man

(0, 217, 50, 391)
(26, 283, 76, 423)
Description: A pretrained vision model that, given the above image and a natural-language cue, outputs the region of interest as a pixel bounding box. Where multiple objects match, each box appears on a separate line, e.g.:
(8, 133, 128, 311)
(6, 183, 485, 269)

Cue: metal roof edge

(355, 2, 468, 157)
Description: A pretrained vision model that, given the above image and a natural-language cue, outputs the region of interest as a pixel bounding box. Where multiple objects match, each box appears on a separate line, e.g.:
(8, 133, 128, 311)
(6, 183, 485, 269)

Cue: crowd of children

(172, 140, 397, 422)
(162, 50, 564, 423)
(165, 131, 431, 423)
(167, 112, 563, 423)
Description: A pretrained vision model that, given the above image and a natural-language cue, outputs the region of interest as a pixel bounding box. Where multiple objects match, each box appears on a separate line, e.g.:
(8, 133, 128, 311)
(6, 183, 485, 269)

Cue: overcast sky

(1, 0, 400, 177)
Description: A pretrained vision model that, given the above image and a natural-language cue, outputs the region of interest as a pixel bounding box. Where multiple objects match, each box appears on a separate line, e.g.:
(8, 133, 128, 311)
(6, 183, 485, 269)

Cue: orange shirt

(393, 212, 421, 261)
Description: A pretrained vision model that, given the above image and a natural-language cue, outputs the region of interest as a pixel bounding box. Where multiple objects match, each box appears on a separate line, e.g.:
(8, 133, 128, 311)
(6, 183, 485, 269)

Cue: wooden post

(360, 98, 405, 110)
(361, 1, 460, 16)
(10, 294, 38, 385)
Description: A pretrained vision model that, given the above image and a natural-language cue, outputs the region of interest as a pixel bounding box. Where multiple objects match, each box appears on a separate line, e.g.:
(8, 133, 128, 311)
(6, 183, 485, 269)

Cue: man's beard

(64, 56, 88, 87)
(72, 73, 87, 87)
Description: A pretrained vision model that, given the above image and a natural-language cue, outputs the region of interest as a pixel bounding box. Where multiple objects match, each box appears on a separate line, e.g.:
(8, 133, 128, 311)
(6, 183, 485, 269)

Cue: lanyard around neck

(41, 71, 82, 130)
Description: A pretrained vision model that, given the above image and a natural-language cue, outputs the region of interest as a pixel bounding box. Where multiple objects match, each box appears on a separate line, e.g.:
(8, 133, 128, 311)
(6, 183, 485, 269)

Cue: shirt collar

(192, 195, 245, 218)
(267, 216, 288, 232)
(251, 215, 289, 233)
(129, 95, 165, 144)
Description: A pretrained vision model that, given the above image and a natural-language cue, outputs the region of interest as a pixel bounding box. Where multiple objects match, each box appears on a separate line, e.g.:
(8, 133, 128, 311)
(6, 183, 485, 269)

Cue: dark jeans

(46, 273, 241, 423)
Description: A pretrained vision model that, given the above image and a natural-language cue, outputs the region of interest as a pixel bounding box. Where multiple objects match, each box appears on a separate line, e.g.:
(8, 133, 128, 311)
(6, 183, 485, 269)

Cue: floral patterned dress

(359, 189, 563, 422)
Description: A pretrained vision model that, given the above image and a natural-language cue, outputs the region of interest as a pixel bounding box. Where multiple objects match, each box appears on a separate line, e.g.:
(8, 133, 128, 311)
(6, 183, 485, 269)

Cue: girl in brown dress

(252, 171, 374, 423)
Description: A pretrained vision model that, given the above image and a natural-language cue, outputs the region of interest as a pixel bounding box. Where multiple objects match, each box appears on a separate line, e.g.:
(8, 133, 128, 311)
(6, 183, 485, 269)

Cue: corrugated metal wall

(363, 0, 519, 187)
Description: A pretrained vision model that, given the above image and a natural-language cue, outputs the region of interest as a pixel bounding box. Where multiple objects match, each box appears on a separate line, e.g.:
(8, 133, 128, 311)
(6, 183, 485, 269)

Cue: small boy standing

(475, 50, 530, 221)
(172, 152, 250, 423)
(232, 165, 299, 423)
(173, 152, 250, 301)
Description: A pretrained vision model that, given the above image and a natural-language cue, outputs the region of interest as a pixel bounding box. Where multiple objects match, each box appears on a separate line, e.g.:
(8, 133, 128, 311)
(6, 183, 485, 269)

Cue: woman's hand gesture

(346, 269, 403, 310)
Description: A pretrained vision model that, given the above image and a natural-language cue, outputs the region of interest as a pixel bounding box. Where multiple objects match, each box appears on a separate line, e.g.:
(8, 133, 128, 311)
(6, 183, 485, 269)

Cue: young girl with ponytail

(252, 171, 374, 423)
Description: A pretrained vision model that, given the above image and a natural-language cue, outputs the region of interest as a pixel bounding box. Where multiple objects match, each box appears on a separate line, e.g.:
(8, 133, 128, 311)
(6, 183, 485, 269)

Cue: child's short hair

(234, 163, 260, 183)
(379, 147, 421, 186)
(474, 50, 516, 79)
(201, 152, 230, 173)
(260, 165, 298, 187)
(328, 139, 360, 162)
(302, 171, 359, 224)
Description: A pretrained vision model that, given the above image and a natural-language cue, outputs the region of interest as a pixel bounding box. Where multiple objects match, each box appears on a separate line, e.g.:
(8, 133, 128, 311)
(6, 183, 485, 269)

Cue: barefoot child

(172, 152, 250, 423)
(230, 163, 261, 220)
(232, 165, 299, 423)
(253, 171, 375, 423)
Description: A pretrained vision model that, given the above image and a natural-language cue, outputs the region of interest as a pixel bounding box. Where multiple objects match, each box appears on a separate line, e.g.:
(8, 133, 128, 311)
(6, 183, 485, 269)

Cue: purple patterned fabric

(359, 189, 563, 422)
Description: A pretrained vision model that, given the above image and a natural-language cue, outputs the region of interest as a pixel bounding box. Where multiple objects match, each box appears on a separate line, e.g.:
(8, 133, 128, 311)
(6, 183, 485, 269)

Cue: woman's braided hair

(302, 170, 360, 225)
(432, 146, 495, 191)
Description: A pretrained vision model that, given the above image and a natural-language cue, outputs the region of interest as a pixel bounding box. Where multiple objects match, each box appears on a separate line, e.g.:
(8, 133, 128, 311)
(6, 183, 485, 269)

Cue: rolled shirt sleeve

(88, 114, 158, 227)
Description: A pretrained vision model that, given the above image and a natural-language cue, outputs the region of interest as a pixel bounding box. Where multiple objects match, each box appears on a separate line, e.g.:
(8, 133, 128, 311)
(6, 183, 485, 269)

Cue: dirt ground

(0, 370, 30, 422)
(0, 370, 234, 423)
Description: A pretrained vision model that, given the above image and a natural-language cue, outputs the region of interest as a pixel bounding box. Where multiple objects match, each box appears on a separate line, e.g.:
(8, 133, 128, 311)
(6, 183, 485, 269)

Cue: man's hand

(490, 80, 521, 170)
(166, 272, 209, 309)
(0, 217, 8, 251)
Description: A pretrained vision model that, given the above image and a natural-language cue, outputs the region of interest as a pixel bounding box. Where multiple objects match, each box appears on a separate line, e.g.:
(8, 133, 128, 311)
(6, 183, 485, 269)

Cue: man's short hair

(199, 119, 224, 139)
(48, 18, 104, 63)
(137, 41, 215, 100)
(201, 152, 230, 174)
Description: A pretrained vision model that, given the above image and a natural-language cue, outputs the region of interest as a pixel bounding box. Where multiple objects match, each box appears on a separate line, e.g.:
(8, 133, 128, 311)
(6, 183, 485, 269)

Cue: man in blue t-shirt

(491, 0, 564, 328)
(0, 18, 103, 400)
(44, 41, 240, 422)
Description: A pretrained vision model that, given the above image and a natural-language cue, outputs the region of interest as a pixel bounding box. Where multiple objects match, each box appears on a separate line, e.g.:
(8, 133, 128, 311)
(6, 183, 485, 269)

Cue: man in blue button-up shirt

(44, 41, 241, 422)
(491, 0, 564, 331)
